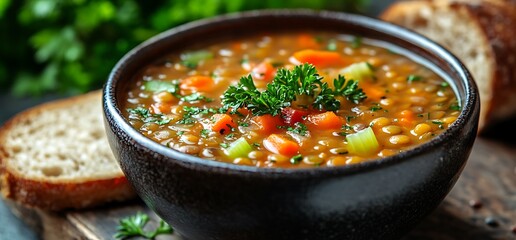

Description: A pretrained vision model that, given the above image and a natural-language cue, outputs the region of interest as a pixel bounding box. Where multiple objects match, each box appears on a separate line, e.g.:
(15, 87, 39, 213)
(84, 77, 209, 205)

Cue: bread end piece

(0, 90, 136, 211)
(381, 0, 516, 132)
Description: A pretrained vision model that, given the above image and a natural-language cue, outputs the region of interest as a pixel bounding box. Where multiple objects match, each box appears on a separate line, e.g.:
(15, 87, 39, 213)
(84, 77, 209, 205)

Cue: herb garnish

(127, 107, 170, 125)
(287, 122, 309, 136)
(200, 129, 211, 138)
(351, 36, 362, 49)
(407, 75, 422, 83)
(222, 64, 367, 116)
(114, 213, 173, 240)
(290, 154, 303, 164)
(370, 103, 382, 112)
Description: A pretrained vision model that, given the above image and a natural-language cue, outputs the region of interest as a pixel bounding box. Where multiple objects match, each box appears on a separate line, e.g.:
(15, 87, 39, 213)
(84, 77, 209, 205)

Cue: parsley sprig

(114, 213, 173, 240)
(222, 64, 367, 116)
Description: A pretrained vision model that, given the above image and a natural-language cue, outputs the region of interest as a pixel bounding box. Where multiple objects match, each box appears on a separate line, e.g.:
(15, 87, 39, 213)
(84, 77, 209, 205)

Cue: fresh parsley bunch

(222, 63, 367, 116)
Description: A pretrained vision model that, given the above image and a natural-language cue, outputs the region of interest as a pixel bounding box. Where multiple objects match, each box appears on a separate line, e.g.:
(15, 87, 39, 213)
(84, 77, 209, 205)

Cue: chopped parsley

(290, 154, 303, 164)
(252, 142, 261, 148)
(238, 122, 249, 127)
(127, 107, 170, 125)
(287, 122, 309, 136)
(220, 143, 229, 148)
(225, 133, 236, 140)
(440, 82, 449, 88)
(407, 75, 422, 83)
(222, 64, 367, 116)
(200, 129, 211, 138)
(450, 102, 461, 111)
(370, 103, 382, 112)
(351, 36, 362, 49)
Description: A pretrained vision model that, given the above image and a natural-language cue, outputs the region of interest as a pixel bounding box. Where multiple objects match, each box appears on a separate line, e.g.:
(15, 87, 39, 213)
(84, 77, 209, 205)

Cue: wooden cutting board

(6, 135, 516, 240)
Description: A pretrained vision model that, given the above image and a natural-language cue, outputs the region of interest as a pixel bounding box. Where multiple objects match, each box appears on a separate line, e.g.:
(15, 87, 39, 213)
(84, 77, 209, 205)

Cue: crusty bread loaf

(381, 0, 516, 132)
(0, 90, 136, 211)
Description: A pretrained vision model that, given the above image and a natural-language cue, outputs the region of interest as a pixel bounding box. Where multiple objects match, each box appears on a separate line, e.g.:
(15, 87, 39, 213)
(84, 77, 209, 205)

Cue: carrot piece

(251, 61, 276, 82)
(211, 114, 237, 135)
(263, 134, 300, 156)
(151, 102, 172, 114)
(180, 76, 215, 92)
(307, 111, 344, 129)
(360, 82, 385, 101)
(297, 34, 321, 49)
(292, 49, 343, 68)
(398, 110, 415, 128)
(251, 114, 284, 134)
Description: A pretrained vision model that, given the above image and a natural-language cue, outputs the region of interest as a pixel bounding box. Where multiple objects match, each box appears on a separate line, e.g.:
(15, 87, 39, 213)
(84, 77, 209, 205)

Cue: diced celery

(346, 127, 379, 156)
(340, 62, 374, 81)
(143, 80, 178, 93)
(226, 137, 253, 159)
(181, 50, 213, 68)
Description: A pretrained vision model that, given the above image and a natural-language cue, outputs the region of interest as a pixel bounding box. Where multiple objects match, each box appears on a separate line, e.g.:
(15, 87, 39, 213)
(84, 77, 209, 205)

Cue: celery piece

(346, 127, 379, 156)
(143, 80, 178, 93)
(340, 62, 374, 81)
(226, 137, 253, 159)
(181, 50, 213, 68)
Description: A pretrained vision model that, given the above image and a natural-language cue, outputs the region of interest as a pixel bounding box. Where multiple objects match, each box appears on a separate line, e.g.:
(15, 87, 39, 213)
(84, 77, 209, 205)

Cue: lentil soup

(123, 32, 460, 168)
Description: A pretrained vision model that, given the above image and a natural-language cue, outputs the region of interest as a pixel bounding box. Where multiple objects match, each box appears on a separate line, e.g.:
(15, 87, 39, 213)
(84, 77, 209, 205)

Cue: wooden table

(6, 119, 516, 240)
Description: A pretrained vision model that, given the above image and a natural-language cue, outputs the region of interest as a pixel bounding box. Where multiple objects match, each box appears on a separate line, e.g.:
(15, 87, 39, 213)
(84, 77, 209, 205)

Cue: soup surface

(124, 32, 460, 168)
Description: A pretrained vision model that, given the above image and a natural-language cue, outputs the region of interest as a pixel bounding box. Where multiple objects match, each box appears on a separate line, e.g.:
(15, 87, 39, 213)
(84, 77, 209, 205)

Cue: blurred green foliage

(0, 0, 369, 96)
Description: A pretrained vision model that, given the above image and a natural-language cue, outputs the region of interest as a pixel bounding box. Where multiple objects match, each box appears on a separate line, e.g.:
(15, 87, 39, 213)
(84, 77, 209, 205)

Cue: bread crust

(381, 0, 516, 132)
(0, 91, 136, 211)
(455, 0, 516, 127)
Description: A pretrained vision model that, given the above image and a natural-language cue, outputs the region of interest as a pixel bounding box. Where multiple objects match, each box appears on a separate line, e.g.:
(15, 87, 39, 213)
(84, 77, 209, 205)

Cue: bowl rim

(104, 9, 479, 177)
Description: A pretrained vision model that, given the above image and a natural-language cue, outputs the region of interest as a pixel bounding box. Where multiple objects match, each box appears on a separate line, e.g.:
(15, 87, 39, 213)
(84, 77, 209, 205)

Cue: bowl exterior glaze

(103, 10, 479, 240)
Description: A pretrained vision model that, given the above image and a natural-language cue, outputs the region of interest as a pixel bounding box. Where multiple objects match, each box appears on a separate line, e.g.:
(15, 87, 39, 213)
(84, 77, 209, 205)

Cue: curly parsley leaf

(114, 212, 173, 240)
(222, 64, 367, 116)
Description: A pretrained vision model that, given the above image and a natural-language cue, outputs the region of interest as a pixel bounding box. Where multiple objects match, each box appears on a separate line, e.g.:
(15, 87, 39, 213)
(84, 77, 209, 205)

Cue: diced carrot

(297, 34, 321, 49)
(292, 49, 345, 68)
(211, 114, 237, 135)
(251, 114, 284, 135)
(251, 61, 276, 82)
(180, 76, 215, 92)
(281, 107, 308, 125)
(151, 103, 172, 114)
(398, 110, 415, 128)
(360, 82, 385, 101)
(237, 108, 250, 116)
(307, 111, 344, 129)
(263, 134, 300, 157)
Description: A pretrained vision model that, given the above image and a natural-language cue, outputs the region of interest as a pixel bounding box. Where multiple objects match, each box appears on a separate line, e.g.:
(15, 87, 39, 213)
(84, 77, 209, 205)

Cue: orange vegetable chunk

(211, 114, 237, 135)
(307, 111, 344, 129)
(292, 49, 344, 68)
(263, 134, 300, 157)
(251, 114, 284, 134)
(180, 75, 215, 92)
(252, 61, 276, 82)
(398, 110, 415, 128)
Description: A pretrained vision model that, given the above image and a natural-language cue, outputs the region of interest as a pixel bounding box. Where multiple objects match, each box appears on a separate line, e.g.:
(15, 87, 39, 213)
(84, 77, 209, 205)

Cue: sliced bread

(0, 90, 136, 211)
(380, 0, 516, 132)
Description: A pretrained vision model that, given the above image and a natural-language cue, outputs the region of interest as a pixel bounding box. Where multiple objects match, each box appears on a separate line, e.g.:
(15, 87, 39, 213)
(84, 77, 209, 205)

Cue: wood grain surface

(7, 130, 516, 240)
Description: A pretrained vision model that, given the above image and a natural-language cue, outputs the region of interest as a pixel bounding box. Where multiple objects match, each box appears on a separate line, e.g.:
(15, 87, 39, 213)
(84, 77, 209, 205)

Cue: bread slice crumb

(0, 90, 136, 210)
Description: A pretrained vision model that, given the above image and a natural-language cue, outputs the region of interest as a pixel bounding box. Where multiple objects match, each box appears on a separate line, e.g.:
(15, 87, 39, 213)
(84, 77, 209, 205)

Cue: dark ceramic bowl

(103, 10, 479, 240)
